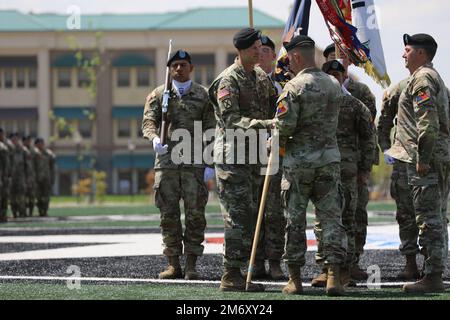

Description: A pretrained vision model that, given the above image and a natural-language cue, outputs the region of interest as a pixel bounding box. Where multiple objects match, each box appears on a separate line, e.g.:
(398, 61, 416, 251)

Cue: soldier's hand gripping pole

(245, 130, 278, 291)
(160, 39, 173, 146)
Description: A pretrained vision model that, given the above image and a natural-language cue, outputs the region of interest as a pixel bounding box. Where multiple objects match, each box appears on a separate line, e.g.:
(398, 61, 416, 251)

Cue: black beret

(403, 33, 437, 49)
(0, 127, 3, 133)
(261, 35, 275, 51)
(322, 60, 345, 73)
(283, 35, 315, 52)
(233, 28, 261, 50)
(34, 137, 44, 145)
(323, 43, 336, 58)
(167, 50, 191, 67)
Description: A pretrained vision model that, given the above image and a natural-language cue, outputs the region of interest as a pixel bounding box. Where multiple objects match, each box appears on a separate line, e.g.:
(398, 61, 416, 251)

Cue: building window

(118, 170, 132, 194)
(17, 121, 26, 136)
(16, 68, 26, 88)
(58, 123, 72, 139)
(117, 119, 131, 138)
(58, 69, 71, 87)
(4, 69, 13, 88)
(78, 69, 90, 87)
(117, 68, 130, 87)
(194, 65, 215, 87)
(29, 120, 37, 137)
(137, 68, 150, 87)
(79, 119, 92, 138)
(29, 68, 37, 88)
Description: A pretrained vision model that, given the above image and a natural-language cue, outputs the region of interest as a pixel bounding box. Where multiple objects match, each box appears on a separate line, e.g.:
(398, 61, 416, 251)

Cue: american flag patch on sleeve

(218, 89, 230, 100)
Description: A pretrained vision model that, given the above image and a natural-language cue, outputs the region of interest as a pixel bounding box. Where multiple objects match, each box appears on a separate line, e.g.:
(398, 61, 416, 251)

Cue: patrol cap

(233, 28, 261, 50)
(403, 33, 437, 48)
(261, 35, 275, 51)
(323, 43, 336, 58)
(167, 50, 191, 67)
(283, 35, 315, 52)
(322, 60, 345, 73)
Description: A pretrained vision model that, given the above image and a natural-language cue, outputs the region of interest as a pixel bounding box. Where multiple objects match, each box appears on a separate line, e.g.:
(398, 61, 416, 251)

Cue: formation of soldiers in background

(0, 128, 56, 223)
(143, 27, 449, 296)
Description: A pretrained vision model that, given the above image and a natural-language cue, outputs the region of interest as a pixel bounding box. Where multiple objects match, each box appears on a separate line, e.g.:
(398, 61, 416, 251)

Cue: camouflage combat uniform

(387, 63, 449, 275)
(142, 82, 215, 258)
(315, 94, 376, 267)
(23, 144, 36, 216)
(209, 61, 277, 268)
(276, 67, 347, 267)
(0, 138, 12, 219)
(34, 146, 55, 217)
(345, 77, 377, 261)
(0, 141, 9, 222)
(378, 78, 418, 256)
(10, 142, 28, 217)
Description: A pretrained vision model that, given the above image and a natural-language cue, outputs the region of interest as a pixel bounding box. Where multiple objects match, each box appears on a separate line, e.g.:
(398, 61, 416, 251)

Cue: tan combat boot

(158, 256, 182, 279)
(184, 255, 199, 280)
(397, 254, 420, 280)
(220, 267, 265, 292)
(311, 267, 328, 287)
(282, 265, 303, 294)
(326, 265, 345, 296)
(350, 263, 368, 281)
(268, 260, 285, 280)
(403, 273, 445, 294)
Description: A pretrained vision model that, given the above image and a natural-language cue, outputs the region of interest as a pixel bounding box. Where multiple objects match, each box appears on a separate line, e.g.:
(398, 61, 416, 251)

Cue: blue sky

(2, 0, 449, 115)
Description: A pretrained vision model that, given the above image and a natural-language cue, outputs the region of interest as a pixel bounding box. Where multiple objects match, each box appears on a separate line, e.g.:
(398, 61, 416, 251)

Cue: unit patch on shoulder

(218, 88, 230, 101)
(416, 90, 430, 105)
(276, 100, 289, 118)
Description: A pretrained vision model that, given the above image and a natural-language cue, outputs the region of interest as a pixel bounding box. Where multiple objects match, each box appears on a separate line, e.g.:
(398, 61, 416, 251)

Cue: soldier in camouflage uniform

(378, 78, 420, 280)
(276, 36, 347, 296)
(0, 128, 12, 221)
(142, 50, 216, 280)
(33, 138, 55, 217)
(254, 34, 286, 280)
(209, 28, 277, 292)
(9, 133, 28, 218)
(387, 33, 449, 293)
(22, 135, 36, 217)
(324, 44, 378, 279)
(0, 129, 9, 223)
(312, 60, 376, 287)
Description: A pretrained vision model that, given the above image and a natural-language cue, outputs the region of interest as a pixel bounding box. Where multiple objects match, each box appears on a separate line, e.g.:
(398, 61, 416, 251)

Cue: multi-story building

(1, 8, 319, 195)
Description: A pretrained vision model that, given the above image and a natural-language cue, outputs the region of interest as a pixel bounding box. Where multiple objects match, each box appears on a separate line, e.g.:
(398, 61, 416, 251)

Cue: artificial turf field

(0, 200, 449, 301)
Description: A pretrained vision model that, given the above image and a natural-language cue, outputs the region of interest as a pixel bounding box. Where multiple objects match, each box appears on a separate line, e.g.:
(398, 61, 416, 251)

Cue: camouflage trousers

(390, 160, 417, 255)
(216, 164, 264, 268)
(10, 178, 26, 217)
(36, 180, 52, 216)
(258, 169, 286, 261)
(315, 162, 357, 267)
(282, 162, 347, 266)
(405, 160, 449, 275)
(27, 181, 36, 216)
(0, 179, 9, 218)
(154, 167, 208, 257)
(355, 169, 370, 262)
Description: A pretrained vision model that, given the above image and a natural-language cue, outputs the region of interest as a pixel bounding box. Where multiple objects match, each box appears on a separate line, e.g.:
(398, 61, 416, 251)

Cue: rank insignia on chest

(277, 100, 288, 117)
(416, 90, 430, 105)
(218, 89, 230, 100)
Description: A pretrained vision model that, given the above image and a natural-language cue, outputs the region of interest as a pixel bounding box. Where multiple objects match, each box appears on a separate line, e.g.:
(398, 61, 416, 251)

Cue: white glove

(204, 167, 215, 182)
(383, 150, 395, 165)
(152, 137, 168, 155)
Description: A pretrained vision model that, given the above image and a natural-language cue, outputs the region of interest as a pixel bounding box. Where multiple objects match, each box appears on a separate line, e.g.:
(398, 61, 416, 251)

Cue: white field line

(1, 275, 449, 288)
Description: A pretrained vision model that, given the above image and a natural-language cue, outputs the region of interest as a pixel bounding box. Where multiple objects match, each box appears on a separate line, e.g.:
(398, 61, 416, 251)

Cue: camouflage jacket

(276, 67, 343, 169)
(142, 82, 216, 169)
(209, 61, 277, 166)
(11, 144, 28, 183)
(387, 63, 450, 164)
(338, 94, 376, 173)
(345, 77, 379, 165)
(377, 78, 409, 152)
(0, 141, 8, 185)
(23, 145, 36, 184)
(34, 147, 56, 185)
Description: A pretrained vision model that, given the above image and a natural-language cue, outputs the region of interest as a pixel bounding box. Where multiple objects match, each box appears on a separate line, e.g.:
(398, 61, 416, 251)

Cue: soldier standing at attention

(10, 133, 28, 218)
(276, 35, 347, 296)
(33, 138, 55, 217)
(378, 78, 420, 280)
(142, 50, 216, 280)
(22, 135, 36, 217)
(311, 60, 376, 287)
(209, 28, 277, 292)
(0, 128, 12, 221)
(323, 44, 377, 280)
(0, 129, 9, 223)
(386, 33, 449, 293)
(252, 34, 286, 280)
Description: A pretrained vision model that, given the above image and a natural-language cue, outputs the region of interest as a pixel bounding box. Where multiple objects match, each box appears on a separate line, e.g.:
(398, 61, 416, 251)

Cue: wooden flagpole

(248, 0, 254, 27)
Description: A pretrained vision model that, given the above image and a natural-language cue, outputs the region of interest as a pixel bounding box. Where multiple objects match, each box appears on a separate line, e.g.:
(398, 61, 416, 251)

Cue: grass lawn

(0, 282, 448, 300)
